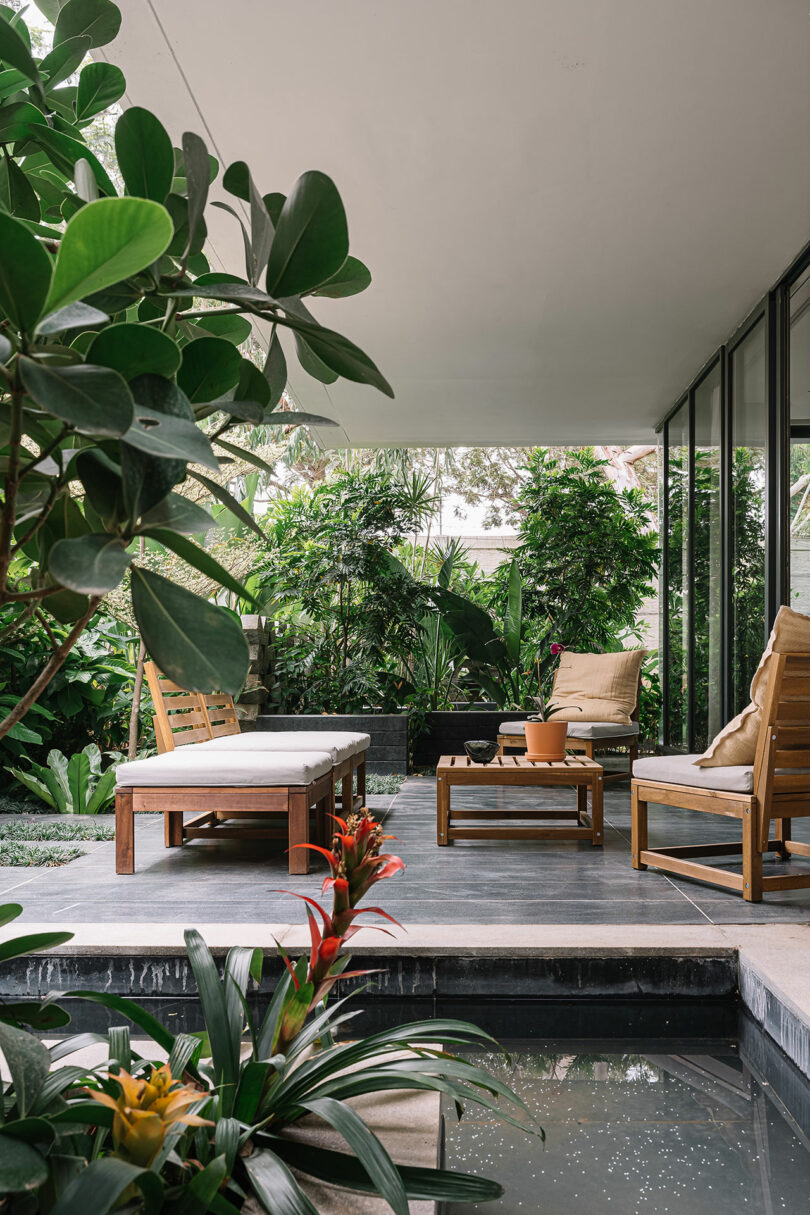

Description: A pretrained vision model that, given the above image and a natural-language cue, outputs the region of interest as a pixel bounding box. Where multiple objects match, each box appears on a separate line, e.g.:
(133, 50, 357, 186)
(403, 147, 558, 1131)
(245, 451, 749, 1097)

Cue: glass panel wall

(730, 319, 767, 716)
(665, 402, 690, 750)
(789, 268, 810, 613)
(693, 363, 722, 750)
(658, 241, 808, 749)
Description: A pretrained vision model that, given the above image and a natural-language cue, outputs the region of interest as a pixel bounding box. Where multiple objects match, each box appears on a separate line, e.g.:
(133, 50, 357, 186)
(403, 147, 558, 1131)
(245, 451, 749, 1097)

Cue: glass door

(789, 268, 810, 612)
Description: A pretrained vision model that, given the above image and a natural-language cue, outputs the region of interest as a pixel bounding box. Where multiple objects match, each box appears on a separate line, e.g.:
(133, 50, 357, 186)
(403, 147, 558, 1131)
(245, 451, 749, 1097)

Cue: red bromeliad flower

(279, 810, 405, 1011)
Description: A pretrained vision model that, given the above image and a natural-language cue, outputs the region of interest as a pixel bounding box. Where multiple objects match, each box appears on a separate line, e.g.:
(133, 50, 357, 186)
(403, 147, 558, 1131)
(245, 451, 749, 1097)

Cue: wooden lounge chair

(631, 652, 810, 901)
(496, 669, 641, 783)
(115, 748, 334, 877)
(145, 662, 368, 809)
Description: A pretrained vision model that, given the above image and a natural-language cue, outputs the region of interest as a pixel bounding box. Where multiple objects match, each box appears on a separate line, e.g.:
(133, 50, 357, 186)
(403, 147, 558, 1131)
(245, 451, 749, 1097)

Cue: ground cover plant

(0, 0, 392, 747)
(0, 818, 114, 840)
(0, 839, 83, 865)
(0, 812, 535, 1210)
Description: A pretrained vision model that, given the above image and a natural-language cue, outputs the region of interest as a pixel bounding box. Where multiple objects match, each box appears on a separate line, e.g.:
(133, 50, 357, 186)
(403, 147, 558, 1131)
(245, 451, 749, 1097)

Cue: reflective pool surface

(441, 1009, 810, 1214)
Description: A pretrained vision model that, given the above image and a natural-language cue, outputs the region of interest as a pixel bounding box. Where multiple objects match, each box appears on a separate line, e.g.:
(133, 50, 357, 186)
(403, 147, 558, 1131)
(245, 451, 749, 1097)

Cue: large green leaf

(504, 558, 522, 666)
(243, 1151, 319, 1215)
(188, 470, 266, 540)
(183, 929, 238, 1112)
(39, 34, 91, 86)
(31, 125, 116, 196)
(0, 211, 52, 332)
(53, 0, 121, 48)
(302, 1096, 409, 1215)
(0, 101, 47, 141)
(48, 533, 132, 595)
(268, 1138, 505, 1204)
(75, 447, 125, 526)
(194, 311, 252, 346)
(130, 566, 249, 694)
(0, 66, 29, 100)
(66, 989, 177, 1055)
(114, 105, 173, 202)
(0, 930, 73, 965)
(0, 1023, 50, 1117)
(266, 170, 348, 298)
(0, 154, 40, 221)
(0, 12, 39, 81)
(44, 196, 173, 315)
(278, 314, 393, 397)
(87, 322, 181, 380)
(311, 255, 372, 298)
(49, 1156, 163, 1215)
(264, 329, 287, 406)
(20, 356, 134, 436)
(144, 529, 258, 605)
(124, 410, 218, 470)
(66, 747, 90, 811)
(181, 129, 209, 257)
(140, 492, 214, 535)
(38, 300, 108, 335)
(121, 374, 194, 520)
(0, 1137, 48, 1194)
(75, 60, 125, 120)
(178, 336, 242, 403)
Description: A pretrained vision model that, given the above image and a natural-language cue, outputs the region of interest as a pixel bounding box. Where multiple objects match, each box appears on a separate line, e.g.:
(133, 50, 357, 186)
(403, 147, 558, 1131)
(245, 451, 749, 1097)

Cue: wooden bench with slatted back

(145, 661, 365, 810)
(146, 663, 214, 754)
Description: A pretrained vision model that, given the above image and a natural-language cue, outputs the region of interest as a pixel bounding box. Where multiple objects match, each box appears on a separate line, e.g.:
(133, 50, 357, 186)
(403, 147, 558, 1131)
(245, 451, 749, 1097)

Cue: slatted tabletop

(436, 753, 604, 846)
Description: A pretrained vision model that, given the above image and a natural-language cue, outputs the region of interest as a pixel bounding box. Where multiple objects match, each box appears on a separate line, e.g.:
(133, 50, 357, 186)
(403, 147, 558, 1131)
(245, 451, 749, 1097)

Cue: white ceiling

(109, 0, 810, 447)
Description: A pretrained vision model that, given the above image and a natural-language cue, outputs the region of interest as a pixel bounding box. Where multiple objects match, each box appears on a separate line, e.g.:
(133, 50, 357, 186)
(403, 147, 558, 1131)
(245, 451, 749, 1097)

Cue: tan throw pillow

(550, 650, 645, 725)
(695, 604, 810, 767)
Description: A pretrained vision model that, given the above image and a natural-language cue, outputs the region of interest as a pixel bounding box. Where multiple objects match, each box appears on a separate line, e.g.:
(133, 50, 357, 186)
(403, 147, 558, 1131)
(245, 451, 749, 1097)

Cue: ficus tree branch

(0, 596, 102, 743)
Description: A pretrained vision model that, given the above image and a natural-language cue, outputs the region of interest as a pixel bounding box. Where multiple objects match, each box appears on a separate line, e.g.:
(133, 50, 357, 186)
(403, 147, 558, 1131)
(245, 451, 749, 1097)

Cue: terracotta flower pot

(524, 720, 568, 761)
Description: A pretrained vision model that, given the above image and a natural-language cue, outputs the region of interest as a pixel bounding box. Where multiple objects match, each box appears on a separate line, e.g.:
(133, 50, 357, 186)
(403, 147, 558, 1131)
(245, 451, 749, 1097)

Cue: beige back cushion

(695, 604, 810, 767)
(550, 650, 644, 725)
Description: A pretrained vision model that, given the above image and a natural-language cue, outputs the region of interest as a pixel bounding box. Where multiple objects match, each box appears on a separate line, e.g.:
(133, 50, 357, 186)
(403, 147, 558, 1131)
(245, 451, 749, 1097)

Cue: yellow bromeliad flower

(87, 1064, 212, 1168)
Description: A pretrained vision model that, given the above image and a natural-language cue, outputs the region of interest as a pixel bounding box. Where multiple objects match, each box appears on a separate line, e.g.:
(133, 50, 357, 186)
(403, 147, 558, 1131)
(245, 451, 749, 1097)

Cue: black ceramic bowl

(464, 739, 500, 764)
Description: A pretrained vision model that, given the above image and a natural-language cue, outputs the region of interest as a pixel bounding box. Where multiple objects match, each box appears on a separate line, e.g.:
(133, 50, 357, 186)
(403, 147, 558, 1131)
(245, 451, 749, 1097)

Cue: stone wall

(236, 614, 271, 727)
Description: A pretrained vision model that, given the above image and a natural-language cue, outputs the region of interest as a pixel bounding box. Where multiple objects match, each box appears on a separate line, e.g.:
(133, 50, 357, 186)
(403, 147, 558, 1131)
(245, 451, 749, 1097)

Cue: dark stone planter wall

(255, 713, 408, 774)
(412, 710, 531, 767)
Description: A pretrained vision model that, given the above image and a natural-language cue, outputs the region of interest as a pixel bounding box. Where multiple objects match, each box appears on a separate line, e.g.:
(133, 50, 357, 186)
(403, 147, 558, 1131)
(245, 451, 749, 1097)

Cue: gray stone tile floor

(3, 773, 810, 925)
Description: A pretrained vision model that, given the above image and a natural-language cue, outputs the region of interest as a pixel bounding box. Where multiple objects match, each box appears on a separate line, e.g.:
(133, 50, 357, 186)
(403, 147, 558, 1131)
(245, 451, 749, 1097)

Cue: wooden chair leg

(288, 791, 310, 875)
(356, 756, 366, 805)
(164, 811, 183, 847)
(774, 816, 792, 858)
(631, 786, 647, 869)
(437, 773, 450, 845)
(628, 739, 638, 780)
(591, 771, 604, 846)
(743, 805, 763, 902)
(116, 788, 134, 874)
(341, 771, 352, 814)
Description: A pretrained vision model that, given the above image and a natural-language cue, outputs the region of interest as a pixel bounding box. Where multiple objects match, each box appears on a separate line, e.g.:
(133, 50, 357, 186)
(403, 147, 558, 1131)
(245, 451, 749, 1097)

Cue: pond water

(440, 1004, 810, 1215)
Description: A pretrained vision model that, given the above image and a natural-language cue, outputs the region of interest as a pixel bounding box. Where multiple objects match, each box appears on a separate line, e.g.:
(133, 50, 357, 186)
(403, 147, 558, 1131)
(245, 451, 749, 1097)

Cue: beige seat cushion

(550, 650, 644, 725)
(696, 605, 810, 767)
(499, 720, 639, 740)
(116, 749, 334, 787)
(196, 730, 369, 764)
(635, 754, 755, 794)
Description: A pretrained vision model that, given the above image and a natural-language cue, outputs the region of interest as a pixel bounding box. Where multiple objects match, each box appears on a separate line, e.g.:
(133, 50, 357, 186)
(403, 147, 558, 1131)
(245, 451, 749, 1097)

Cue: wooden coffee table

(436, 754, 604, 846)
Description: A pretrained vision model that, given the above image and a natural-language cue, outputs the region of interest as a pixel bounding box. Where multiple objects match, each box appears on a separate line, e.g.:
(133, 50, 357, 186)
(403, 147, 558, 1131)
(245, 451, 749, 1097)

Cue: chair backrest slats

(754, 652, 810, 811)
(145, 661, 242, 752)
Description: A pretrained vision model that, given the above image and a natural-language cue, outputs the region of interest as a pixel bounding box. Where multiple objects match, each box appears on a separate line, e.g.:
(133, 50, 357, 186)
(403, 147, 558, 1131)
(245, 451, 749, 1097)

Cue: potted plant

(523, 643, 581, 760)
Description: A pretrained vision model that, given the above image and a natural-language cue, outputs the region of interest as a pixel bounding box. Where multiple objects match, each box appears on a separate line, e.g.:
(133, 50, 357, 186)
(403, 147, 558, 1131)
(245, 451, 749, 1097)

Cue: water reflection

(443, 1042, 810, 1214)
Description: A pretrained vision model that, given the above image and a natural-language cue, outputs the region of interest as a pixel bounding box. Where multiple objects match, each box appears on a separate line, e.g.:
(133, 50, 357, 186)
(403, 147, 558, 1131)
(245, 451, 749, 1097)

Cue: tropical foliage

(7, 741, 119, 812)
(0, 0, 391, 746)
(0, 811, 535, 1211)
(503, 448, 658, 652)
